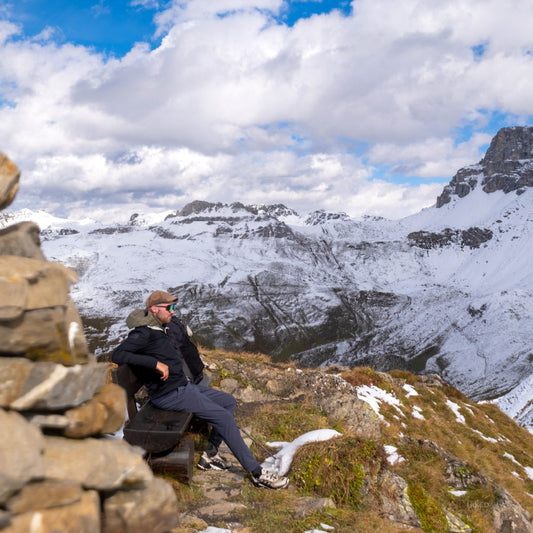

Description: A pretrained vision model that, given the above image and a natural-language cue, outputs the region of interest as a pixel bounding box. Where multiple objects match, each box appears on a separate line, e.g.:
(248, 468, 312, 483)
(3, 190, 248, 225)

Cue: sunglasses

(155, 303, 176, 312)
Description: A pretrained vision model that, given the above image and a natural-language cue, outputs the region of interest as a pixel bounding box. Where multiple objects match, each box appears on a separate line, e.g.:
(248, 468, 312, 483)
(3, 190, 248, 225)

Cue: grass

(291, 436, 385, 507)
(156, 348, 533, 532)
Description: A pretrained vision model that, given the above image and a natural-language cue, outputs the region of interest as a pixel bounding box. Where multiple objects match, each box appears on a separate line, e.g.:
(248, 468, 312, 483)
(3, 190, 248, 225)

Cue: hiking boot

(251, 468, 290, 489)
(197, 451, 233, 471)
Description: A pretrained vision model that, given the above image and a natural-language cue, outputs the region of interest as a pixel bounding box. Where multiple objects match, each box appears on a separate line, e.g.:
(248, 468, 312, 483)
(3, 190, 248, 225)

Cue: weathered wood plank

(124, 404, 193, 453)
(148, 436, 195, 484)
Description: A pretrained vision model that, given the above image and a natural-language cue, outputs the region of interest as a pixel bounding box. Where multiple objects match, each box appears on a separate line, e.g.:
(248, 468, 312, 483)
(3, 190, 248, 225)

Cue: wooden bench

(111, 364, 195, 483)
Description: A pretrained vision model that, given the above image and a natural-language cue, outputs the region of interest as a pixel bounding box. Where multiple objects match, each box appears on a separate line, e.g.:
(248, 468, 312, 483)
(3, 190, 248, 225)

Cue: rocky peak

(482, 126, 533, 164)
(251, 203, 299, 218)
(304, 209, 350, 225)
(437, 126, 533, 207)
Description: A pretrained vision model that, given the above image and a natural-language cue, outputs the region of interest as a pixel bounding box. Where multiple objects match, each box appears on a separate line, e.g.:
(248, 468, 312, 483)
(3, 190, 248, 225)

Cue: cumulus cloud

(367, 133, 494, 178)
(2, 0, 533, 221)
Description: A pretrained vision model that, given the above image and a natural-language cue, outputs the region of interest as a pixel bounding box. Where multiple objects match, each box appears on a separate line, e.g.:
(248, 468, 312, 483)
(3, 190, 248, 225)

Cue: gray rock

(0, 256, 76, 320)
(302, 372, 382, 439)
(0, 221, 45, 260)
(5, 480, 83, 514)
(102, 477, 179, 533)
(377, 469, 422, 528)
(493, 488, 533, 533)
(0, 358, 109, 411)
(0, 255, 89, 363)
(2, 490, 100, 533)
(0, 409, 45, 504)
(292, 496, 336, 518)
(63, 383, 126, 438)
(437, 126, 533, 207)
(446, 510, 473, 533)
(25, 413, 71, 430)
(42, 436, 153, 491)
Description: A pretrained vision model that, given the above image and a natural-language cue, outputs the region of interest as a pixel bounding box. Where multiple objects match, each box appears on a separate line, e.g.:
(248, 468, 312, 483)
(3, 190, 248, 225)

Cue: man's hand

(155, 361, 169, 381)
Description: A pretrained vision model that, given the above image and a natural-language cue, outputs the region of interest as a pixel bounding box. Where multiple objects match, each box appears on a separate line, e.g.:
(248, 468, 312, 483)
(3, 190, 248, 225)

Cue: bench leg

(148, 436, 195, 484)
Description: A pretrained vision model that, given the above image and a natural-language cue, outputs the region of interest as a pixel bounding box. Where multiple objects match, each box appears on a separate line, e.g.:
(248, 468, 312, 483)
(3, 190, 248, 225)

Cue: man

(113, 290, 289, 489)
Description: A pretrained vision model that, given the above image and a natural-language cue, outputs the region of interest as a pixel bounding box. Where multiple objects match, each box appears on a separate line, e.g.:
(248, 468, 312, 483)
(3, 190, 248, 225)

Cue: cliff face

(437, 126, 533, 207)
(0, 153, 180, 533)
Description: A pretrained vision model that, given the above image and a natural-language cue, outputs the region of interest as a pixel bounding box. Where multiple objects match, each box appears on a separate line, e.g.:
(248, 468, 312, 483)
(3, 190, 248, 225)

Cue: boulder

(0, 410, 45, 504)
(0, 153, 20, 211)
(0, 256, 88, 363)
(492, 488, 533, 533)
(5, 480, 83, 514)
(1, 490, 100, 533)
(64, 383, 126, 438)
(0, 222, 45, 260)
(303, 372, 382, 439)
(102, 477, 179, 533)
(0, 358, 109, 411)
(42, 436, 153, 491)
(0, 257, 76, 317)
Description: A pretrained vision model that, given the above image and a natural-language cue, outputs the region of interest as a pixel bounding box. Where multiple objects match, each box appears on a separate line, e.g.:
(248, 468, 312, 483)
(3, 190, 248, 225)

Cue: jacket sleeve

(112, 327, 159, 369)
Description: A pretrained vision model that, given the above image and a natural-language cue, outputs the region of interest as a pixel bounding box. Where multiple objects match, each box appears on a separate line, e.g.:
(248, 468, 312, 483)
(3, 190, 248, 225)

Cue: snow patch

(471, 429, 497, 443)
(449, 490, 467, 497)
(356, 385, 405, 424)
(384, 445, 405, 465)
(412, 406, 425, 420)
(304, 525, 335, 533)
(403, 384, 419, 397)
(446, 400, 466, 424)
(198, 528, 235, 533)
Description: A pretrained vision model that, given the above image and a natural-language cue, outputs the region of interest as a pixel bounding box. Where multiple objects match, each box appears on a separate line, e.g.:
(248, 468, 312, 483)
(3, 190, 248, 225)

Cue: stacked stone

(0, 153, 179, 532)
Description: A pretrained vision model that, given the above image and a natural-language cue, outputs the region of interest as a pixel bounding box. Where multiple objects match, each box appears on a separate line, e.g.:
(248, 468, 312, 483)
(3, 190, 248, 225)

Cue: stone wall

(0, 153, 179, 532)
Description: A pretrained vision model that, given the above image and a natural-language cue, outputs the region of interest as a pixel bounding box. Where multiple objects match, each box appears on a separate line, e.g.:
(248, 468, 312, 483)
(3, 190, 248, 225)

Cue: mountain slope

(171, 348, 533, 532)
(2, 127, 533, 429)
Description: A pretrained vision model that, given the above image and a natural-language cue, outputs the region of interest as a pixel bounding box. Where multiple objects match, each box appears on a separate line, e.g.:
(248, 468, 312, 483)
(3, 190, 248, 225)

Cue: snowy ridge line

(2, 185, 533, 430)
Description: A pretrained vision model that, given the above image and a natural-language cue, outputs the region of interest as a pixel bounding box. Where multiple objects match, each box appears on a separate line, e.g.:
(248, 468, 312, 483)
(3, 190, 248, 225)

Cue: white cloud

(1, 0, 533, 221)
(368, 133, 493, 178)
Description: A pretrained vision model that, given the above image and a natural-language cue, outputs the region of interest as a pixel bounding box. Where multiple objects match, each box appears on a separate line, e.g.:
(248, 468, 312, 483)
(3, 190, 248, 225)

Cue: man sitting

(113, 290, 289, 489)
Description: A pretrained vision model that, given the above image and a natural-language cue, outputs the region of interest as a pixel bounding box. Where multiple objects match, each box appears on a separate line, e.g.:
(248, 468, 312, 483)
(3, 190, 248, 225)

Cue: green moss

(292, 437, 382, 508)
(211, 367, 249, 388)
(407, 482, 448, 533)
(250, 403, 331, 443)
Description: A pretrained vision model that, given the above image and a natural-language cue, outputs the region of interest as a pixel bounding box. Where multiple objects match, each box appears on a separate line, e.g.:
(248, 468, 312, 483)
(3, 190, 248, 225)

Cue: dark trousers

(151, 383, 260, 473)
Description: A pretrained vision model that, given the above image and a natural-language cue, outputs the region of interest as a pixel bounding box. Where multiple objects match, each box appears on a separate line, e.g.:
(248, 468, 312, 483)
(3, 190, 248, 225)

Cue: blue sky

(4, 0, 159, 56)
(5, 1, 354, 56)
(1, 0, 532, 222)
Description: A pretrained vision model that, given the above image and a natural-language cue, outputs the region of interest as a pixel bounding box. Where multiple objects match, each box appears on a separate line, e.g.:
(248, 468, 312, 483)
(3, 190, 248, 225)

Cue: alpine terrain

(2, 126, 533, 429)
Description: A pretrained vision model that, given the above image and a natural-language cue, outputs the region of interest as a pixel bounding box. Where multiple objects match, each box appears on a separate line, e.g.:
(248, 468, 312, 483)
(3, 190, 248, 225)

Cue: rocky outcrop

(407, 227, 493, 250)
(437, 126, 533, 207)
(0, 153, 180, 533)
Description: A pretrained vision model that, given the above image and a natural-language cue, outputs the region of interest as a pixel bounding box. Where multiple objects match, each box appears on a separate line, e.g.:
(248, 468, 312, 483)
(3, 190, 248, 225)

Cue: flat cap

(145, 290, 178, 308)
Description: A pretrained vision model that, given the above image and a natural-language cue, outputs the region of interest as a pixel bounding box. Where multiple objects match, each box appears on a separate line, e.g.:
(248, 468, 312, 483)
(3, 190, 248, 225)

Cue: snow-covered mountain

(3, 127, 533, 428)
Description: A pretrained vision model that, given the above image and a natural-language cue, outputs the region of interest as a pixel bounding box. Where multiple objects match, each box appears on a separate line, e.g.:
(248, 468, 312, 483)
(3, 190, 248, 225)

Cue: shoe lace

(261, 469, 279, 481)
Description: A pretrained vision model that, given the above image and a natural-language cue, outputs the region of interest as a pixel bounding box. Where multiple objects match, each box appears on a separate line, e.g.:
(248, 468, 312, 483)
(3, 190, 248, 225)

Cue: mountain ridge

(2, 127, 533, 430)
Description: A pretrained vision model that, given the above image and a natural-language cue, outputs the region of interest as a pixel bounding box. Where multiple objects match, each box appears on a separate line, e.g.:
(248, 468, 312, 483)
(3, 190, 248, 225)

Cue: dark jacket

(167, 316, 205, 384)
(112, 317, 189, 400)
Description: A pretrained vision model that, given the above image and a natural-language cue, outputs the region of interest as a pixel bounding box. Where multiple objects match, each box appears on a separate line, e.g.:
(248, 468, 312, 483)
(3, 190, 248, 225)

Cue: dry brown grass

(160, 348, 533, 532)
